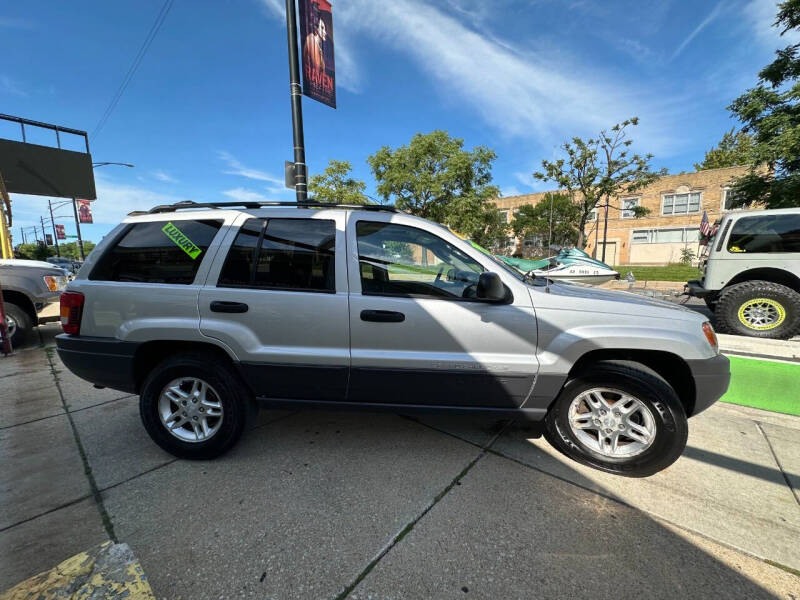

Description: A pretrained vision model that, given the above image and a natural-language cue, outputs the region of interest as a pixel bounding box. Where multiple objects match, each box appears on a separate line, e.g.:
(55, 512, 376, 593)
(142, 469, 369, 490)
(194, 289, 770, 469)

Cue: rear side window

(218, 218, 335, 292)
(727, 214, 800, 253)
(90, 220, 223, 284)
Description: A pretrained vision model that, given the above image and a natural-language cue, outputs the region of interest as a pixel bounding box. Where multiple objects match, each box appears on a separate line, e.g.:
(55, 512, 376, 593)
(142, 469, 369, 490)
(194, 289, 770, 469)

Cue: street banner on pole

(46, 233, 53, 246)
(299, 0, 336, 108)
(77, 199, 93, 224)
(55, 224, 66, 240)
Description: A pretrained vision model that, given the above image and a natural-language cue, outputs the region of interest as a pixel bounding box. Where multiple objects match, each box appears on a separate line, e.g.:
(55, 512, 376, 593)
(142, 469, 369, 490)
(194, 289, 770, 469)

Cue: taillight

(60, 292, 85, 335)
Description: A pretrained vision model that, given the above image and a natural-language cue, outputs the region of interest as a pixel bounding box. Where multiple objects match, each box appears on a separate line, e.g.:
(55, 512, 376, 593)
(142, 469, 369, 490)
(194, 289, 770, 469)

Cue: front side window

(356, 222, 485, 299)
(727, 214, 800, 253)
(621, 197, 640, 219)
(218, 218, 335, 292)
(90, 220, 223, 284)
(662, 192, 701, 215)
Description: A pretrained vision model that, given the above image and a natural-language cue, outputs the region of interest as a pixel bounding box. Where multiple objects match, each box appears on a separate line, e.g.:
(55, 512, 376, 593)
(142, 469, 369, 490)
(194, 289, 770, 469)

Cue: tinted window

(727, 214, 800, 254)
(218, 218, 335, 292)
(90, 220, 222, 284)
(356, 222, 484, 299)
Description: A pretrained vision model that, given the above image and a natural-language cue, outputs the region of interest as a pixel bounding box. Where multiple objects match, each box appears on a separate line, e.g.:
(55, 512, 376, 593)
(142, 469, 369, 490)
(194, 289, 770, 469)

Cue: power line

(91, 0, 175, 142)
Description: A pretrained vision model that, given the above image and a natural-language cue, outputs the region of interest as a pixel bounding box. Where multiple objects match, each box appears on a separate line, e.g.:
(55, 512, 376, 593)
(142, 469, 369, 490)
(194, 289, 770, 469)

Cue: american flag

(699, 211, 712, 237)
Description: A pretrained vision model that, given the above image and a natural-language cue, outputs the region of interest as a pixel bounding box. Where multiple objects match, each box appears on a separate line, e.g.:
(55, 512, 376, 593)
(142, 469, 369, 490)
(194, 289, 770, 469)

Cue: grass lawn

(721, 356, 800, 416)
(612, 263, 699, 282)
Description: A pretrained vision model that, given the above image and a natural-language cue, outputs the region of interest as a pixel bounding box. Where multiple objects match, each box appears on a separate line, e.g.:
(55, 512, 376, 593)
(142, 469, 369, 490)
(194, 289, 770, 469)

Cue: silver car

(55, 202, 730, 477)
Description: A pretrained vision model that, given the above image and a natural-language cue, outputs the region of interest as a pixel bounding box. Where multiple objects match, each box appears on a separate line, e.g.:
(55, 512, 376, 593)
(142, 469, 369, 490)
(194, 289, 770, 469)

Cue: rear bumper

(685, 280, 713, 299)
(686, 354, 731, 416)
(55, 335, 140, 394)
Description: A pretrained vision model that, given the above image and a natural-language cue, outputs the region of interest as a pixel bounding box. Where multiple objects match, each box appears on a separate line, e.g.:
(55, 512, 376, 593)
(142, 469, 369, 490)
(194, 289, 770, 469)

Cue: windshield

(463, 238, 527, 282)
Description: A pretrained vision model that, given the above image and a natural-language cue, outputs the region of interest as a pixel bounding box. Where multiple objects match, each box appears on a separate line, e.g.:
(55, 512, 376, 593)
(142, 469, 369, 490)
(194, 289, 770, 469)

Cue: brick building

(492, 165, 753, 265)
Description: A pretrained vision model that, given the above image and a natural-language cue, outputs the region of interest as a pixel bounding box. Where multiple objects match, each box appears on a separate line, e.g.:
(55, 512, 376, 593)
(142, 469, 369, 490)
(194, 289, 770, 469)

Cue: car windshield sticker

(161, 222, 203, 259)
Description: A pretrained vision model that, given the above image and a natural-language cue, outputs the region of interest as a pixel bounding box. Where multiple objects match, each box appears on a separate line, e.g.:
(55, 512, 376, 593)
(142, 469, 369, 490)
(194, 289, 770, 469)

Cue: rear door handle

(360, 310, 405, 323)
(210, 301, 249, 313)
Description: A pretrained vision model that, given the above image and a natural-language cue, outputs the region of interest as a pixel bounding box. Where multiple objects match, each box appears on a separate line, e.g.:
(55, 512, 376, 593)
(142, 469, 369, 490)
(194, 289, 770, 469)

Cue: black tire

(139, 353, 252, 460)
(714, 281, 800, 340)
(2, 302, 33, 348)
(543, 360, 688, 477)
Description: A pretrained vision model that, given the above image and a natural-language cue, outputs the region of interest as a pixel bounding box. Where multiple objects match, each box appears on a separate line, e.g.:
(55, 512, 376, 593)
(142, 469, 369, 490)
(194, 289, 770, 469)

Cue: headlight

(702, 322, 719, 353)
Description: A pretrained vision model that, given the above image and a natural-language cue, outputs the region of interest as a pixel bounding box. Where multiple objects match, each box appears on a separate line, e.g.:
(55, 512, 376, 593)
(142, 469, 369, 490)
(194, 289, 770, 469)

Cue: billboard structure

(299, 0, 336, 108)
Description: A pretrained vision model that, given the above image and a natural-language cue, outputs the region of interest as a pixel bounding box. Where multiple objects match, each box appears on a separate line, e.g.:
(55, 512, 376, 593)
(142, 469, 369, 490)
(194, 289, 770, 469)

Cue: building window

(621, 197, 640, 219)
(662, 192, 701, 215)
(722, 188, 744, 211)
(587, 207, 597, 222)
(631, 227, 700, 244)
(498, 209, 510, 223)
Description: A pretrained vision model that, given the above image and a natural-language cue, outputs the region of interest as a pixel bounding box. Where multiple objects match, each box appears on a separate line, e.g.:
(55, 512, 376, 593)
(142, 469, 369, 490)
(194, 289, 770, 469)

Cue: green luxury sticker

(161, 222, 202, 259)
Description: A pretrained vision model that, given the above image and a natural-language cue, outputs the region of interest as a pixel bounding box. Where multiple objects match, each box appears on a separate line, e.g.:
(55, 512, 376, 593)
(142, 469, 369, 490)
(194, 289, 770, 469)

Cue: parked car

(55, 201, 730, 477)
(687, 207, 800, 339)
(46, 256, 82, 274)
(0, 259, 69, 347)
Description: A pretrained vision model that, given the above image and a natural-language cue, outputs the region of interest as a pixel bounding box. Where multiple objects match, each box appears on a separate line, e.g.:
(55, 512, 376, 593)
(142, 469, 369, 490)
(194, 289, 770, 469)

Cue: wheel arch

(132, 340, 247, 395)
(724, 268, 800, 294)
(566, 349, 697, 416)
(1, 289, 37, 324)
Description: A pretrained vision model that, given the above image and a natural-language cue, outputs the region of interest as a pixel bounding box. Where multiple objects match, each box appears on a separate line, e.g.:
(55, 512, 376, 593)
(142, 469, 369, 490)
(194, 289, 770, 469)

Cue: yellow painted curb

(0, 541, 155, 600)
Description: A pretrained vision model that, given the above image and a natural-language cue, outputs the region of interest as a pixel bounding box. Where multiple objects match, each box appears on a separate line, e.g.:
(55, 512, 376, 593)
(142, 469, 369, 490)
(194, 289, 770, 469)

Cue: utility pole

(40, 216, 47, 246)
(48, 200, 60, 257)
(72, 199, 85, 260)
(20, 227, 25, 244)
(285, 0, 308, 203)
(601, 198, 610, 263)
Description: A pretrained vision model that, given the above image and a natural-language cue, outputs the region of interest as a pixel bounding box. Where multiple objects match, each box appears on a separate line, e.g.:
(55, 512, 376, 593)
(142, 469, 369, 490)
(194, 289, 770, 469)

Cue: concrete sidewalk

(1, 324, 798, 599)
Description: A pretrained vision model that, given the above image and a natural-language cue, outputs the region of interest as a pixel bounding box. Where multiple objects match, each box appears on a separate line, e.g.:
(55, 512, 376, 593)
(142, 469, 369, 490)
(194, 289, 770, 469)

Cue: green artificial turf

(721, 355, 800, 416)
(612, 264, 699, 283)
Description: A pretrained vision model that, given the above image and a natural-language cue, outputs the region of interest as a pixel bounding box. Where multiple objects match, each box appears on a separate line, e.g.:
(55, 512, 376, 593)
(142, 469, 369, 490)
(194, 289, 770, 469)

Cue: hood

(532, 280, 702, 320)
(0, 259, 69, 276)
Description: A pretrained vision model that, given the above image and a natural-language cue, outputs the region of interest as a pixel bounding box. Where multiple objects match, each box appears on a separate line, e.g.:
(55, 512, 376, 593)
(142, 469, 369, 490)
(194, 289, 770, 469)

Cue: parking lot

(1, 324, 799, 599)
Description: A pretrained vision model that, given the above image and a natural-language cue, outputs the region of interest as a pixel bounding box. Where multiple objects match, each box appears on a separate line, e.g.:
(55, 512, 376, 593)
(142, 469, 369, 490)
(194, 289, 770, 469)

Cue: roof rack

(146, 200, 398, 214)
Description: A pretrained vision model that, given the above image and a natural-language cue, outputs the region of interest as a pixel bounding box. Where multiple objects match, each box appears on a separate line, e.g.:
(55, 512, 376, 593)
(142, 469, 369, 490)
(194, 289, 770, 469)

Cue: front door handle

(361, 310, 405, 323)
(210, 301, 249, 313)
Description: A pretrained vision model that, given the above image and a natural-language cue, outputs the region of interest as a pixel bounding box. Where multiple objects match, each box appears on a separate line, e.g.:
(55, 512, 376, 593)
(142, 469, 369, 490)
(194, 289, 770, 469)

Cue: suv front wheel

(543, 361, 688, 477)
(139, 353, 252, 459)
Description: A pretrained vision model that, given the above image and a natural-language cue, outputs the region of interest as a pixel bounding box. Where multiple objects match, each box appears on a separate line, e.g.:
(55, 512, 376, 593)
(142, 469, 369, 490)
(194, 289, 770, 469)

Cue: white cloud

(745, 0, 800, 48)
(0, 75, 26, 97)
(258, 0, 283, 19)
(218, 151, 285, 186)
(151, 169, 178, 183)
(222, 187, 268, 202)
(89, 179, 185, 224)
(671, 1, 727, 60)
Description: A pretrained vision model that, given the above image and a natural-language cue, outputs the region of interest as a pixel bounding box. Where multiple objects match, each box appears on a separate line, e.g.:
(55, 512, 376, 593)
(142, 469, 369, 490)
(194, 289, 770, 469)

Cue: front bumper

(55, 334, 140, 393)
(685, 354, 731, 416)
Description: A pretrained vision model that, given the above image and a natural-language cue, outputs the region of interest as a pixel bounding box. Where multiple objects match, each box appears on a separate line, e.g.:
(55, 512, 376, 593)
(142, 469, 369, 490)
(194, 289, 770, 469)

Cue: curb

(718, 333, 800, 363)
(0, 541, 154, 600)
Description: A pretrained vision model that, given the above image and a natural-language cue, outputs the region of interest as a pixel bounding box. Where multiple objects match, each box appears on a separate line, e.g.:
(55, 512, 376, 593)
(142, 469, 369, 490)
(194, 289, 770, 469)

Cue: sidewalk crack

(755, 421, 800, 506)
(333, 419, 514, 600)
(45, 347, 118, 541)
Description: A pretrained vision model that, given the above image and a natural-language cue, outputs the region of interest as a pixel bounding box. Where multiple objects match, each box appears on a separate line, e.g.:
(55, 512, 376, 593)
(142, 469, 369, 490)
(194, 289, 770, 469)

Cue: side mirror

(477, 272, 506, 302)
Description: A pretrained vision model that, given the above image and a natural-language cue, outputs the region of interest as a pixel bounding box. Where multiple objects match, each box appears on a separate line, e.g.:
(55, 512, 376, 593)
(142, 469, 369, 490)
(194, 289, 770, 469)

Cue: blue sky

(1, 0, 796, 243)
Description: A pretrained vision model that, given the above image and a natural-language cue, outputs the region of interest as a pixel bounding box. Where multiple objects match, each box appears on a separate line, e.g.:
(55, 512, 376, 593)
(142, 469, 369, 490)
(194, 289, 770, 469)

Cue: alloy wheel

(158, 377, 224, 443)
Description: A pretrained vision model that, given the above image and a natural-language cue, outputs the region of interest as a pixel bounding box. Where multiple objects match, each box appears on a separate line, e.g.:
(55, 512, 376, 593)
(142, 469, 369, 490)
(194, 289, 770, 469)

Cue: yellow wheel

(737, 298, 786, 331)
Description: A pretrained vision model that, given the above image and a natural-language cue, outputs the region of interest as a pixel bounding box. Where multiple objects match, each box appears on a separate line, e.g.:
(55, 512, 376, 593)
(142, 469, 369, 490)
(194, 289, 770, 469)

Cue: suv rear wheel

(715, 280, 800, 339)
(139, 353, 251, 459)
(543, 361, 688, 477)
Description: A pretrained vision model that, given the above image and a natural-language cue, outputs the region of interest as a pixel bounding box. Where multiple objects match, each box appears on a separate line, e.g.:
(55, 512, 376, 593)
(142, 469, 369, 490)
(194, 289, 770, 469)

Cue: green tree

(308, 160, 370, 204)
(59, 241, 95, 260)
(367, 130, 507, 247)
(15, 243, 54, 260)
(534, 118, 662, 250)
(694, 129, 756, 171)
(726, 0, 800, 208)
(511, 193, 581, 250)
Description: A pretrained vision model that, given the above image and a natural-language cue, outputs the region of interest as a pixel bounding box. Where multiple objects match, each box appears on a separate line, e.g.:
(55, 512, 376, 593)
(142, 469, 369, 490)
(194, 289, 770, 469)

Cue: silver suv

(55, 202, 730, 477)
(687, 208, 800, 339)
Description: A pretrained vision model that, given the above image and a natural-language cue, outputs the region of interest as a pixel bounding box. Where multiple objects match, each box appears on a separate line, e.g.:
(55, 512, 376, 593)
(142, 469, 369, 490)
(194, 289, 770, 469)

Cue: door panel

(199, 211, 350, 400)
(346, 215, 538, 408)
